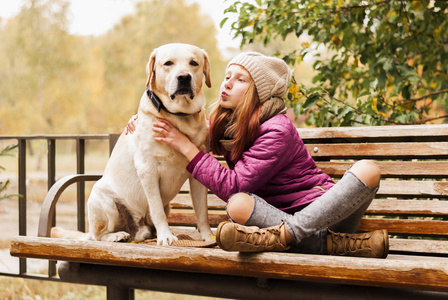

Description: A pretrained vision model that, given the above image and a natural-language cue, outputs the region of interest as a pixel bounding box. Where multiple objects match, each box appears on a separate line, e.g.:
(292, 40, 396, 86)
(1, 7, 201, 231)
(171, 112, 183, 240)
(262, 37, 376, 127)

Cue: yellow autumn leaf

(372, 98, 378, 113)
(434, 26, 442, 39)
(289, 83, 298, 95)
(403, 17, 409, 34)
(412, 0, 422, 9)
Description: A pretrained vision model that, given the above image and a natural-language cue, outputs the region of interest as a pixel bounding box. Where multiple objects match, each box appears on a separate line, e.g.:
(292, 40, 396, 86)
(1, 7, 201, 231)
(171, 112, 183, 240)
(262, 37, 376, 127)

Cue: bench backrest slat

(297, 124, 448, 140)
(317, 161, 448, 178)
(306, 142, 448, 160)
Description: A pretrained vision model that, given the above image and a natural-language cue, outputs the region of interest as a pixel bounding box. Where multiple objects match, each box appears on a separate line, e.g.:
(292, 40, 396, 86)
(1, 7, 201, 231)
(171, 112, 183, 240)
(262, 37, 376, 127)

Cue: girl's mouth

(221, 91, 228, 98)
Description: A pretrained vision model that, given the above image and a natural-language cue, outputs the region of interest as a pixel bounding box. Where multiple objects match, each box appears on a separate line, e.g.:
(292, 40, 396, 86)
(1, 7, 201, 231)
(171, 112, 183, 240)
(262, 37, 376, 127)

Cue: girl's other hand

(124, 114, 138, 135)
(153, 118, 200, 161)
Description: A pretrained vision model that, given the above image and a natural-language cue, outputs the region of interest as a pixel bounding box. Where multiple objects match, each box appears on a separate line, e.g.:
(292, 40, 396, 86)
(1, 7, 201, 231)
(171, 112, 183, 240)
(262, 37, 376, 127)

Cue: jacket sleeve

(187, 123, 296, 201)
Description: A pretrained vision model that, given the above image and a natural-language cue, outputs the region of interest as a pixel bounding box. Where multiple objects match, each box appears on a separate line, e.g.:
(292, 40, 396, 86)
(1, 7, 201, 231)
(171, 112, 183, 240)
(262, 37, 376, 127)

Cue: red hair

(209, 78, 261, 161)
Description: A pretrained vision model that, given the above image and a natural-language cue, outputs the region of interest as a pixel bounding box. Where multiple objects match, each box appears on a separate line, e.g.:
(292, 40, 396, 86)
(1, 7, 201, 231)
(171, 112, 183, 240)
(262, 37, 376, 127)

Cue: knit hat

(227, 52, 291, 103)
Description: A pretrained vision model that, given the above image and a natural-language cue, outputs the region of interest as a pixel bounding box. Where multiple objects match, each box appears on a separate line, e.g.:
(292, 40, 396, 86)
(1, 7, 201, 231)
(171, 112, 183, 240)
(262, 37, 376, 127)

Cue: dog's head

(145, 43, 211, 115)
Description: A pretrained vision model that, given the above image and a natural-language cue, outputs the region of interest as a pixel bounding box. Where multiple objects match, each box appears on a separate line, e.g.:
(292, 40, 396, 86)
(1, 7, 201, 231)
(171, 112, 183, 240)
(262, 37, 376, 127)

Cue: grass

(0, 277, 105, 300)
(0, 277, 226, 300)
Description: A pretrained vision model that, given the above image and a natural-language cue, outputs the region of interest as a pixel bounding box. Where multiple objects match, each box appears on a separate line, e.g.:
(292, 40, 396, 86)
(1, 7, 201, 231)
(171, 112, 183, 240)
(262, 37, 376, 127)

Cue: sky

(0, 0, 240, 56)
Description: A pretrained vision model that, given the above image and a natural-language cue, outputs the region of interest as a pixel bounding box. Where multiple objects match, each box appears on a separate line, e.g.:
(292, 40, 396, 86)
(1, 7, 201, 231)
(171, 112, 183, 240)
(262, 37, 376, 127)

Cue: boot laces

(334, 232, 370, 254)
(236, 226, 282, 247)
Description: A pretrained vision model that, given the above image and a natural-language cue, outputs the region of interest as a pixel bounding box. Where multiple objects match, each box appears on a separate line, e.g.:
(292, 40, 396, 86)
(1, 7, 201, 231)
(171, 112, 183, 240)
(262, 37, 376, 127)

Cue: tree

(93, 0, 226, 133)
(0, 0, 89, 134)
(224, 0, 448, 126)
(0, 0, 225, 134)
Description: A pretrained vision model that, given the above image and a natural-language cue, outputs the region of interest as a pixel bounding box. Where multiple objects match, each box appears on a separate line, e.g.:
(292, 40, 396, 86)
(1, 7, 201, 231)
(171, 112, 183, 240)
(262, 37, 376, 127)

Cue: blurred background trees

(0, 0, 226, 134)
(2, 0, 448, 132)
(224, 0, 448, 126)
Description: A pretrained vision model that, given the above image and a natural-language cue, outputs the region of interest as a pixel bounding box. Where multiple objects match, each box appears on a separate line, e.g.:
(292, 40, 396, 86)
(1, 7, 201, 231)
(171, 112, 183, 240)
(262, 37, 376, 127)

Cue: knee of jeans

(350, 159, 381, 188)
(227, 193, 254, 224)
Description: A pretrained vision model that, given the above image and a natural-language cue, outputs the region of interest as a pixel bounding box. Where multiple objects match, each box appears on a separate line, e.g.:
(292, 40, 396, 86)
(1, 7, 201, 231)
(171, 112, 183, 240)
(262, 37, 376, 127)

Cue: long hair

(209, 78, 261, 161)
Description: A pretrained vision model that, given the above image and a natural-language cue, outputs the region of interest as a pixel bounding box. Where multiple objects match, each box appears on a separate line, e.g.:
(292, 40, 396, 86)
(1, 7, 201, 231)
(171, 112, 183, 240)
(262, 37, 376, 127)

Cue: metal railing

(0, 134, 118, 281)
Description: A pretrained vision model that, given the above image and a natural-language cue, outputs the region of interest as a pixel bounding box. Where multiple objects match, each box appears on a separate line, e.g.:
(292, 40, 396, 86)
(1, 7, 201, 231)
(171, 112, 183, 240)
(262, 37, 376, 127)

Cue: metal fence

(0, 134, 118, 281)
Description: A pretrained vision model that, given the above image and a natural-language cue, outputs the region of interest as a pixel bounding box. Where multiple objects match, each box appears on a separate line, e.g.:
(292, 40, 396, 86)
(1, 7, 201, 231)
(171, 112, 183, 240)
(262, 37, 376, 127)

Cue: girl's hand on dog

(124, 114, 138, 135)
(153, 118, 200, 161)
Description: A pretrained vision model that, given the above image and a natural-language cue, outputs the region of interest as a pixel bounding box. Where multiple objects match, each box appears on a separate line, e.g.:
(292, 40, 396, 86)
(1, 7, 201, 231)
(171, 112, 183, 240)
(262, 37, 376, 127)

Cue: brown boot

(216, 221, 291, 252)
(327, 229, 389, 258)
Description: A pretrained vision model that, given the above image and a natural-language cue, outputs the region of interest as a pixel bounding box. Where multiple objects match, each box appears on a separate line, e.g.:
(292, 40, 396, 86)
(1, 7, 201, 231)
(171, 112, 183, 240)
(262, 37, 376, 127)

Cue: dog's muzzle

(170, 73, 194, 100)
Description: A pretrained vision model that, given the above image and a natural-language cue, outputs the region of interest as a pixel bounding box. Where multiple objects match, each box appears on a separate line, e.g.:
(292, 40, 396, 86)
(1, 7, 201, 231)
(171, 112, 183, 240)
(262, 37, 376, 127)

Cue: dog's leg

(189, 175, 214, 241)
(135, 160, 177, 246)
(132, 217, 153, 242)
(87, 187, 131, 242)
(145, 184, 177, 245)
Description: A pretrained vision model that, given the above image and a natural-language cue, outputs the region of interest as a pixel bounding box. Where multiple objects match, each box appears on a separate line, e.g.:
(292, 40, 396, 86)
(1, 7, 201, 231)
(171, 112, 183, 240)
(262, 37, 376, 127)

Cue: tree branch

(339, 0, 391, 10)
(404, 89, 448, 104)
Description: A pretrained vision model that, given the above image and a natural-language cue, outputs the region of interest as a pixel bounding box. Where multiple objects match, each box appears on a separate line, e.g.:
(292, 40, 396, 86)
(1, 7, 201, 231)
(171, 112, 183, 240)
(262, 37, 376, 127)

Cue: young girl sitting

(128, 52, 388, 258)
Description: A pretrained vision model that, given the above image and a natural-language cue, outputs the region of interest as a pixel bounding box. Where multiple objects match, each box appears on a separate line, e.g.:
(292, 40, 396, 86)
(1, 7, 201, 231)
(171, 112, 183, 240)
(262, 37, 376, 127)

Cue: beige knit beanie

(227, 52, 291, 103)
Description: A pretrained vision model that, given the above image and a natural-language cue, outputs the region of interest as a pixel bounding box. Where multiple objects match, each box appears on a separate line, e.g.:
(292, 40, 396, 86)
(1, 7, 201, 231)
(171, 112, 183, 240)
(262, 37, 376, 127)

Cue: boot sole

(382, 229, 389, 259)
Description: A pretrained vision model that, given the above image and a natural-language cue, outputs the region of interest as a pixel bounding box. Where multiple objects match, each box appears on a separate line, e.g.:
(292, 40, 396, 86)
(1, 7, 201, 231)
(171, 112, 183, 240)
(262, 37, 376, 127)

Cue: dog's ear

(146, 49, 157, 87)
(202, 49, 212, 88)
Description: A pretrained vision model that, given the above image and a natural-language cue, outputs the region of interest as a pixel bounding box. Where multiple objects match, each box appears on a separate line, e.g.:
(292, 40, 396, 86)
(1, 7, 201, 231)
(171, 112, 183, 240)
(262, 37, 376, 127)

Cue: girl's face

(219, 64, 251, 110)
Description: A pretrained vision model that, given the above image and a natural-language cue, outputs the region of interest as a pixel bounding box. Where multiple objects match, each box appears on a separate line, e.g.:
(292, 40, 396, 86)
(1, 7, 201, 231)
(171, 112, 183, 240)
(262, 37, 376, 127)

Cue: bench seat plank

(10, 236, 448, 292)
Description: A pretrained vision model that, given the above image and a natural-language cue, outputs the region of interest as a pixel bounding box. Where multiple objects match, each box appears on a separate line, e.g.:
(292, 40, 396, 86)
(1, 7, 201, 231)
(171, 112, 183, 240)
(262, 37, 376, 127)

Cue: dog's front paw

(157, 233, 178, 246)
(103, 231, 131, 242)
(134, 226, 153, 242)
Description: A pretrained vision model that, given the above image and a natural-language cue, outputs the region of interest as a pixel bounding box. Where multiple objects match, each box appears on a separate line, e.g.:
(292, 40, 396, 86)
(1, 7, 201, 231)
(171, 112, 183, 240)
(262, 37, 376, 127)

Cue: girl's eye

(164, 61, 173, 66)
(190, 61, 199, 66)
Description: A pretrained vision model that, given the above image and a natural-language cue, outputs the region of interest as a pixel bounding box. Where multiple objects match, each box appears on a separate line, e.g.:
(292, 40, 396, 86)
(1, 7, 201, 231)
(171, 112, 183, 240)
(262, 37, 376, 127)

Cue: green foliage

(0, 144, 19, 200)
(224, 0, 448, 126)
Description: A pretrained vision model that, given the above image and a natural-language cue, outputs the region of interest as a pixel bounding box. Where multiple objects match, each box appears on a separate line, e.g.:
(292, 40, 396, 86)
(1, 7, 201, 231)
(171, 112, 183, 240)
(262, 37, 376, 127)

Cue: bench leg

(107, 285, 134, 300)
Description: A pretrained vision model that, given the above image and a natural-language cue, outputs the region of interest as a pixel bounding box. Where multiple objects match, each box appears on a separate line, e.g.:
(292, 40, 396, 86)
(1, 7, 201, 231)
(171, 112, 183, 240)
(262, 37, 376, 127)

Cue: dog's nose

(177, 74, 192, 83)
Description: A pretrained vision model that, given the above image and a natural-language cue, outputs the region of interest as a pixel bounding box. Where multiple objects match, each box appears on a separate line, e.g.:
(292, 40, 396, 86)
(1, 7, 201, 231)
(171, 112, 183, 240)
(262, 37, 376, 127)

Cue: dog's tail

(50, 227, 90, 240)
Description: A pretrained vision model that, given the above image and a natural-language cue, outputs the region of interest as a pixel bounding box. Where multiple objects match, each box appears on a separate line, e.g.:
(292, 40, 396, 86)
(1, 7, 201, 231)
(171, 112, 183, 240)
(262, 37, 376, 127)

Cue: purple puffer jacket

(186, 114, 335, 214)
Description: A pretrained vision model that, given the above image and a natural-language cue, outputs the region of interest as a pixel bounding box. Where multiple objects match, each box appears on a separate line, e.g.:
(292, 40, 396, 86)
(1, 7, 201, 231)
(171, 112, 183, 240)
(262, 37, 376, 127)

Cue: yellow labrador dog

(52, 43, 213, 245)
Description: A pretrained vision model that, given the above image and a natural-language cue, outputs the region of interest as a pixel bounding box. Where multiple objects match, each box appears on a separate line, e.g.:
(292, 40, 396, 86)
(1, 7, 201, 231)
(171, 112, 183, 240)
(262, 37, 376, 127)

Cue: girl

(128, 52, 388, 257)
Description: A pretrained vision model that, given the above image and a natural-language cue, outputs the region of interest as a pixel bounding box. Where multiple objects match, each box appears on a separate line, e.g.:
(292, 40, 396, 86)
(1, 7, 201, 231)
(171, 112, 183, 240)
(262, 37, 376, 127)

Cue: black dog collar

(146, 87, 190, 117)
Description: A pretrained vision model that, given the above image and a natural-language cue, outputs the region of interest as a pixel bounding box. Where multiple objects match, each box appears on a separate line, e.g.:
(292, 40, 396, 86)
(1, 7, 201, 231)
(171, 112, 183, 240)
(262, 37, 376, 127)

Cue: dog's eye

(164, 61, 173, 66)
(190, 61, 199, 67)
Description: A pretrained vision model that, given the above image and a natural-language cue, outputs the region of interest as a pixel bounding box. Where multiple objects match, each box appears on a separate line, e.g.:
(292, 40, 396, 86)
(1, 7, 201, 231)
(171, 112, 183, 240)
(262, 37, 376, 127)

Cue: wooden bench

(10, 124, 448, 299)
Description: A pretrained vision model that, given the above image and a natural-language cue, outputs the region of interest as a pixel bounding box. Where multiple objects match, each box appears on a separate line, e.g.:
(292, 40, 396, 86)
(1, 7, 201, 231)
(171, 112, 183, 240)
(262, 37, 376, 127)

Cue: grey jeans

(229, 170, 379, 254)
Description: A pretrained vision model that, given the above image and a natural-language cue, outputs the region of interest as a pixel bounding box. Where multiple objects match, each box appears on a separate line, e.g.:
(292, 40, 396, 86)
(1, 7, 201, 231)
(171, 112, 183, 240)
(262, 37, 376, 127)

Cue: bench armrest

(38, 174, 102, 237)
